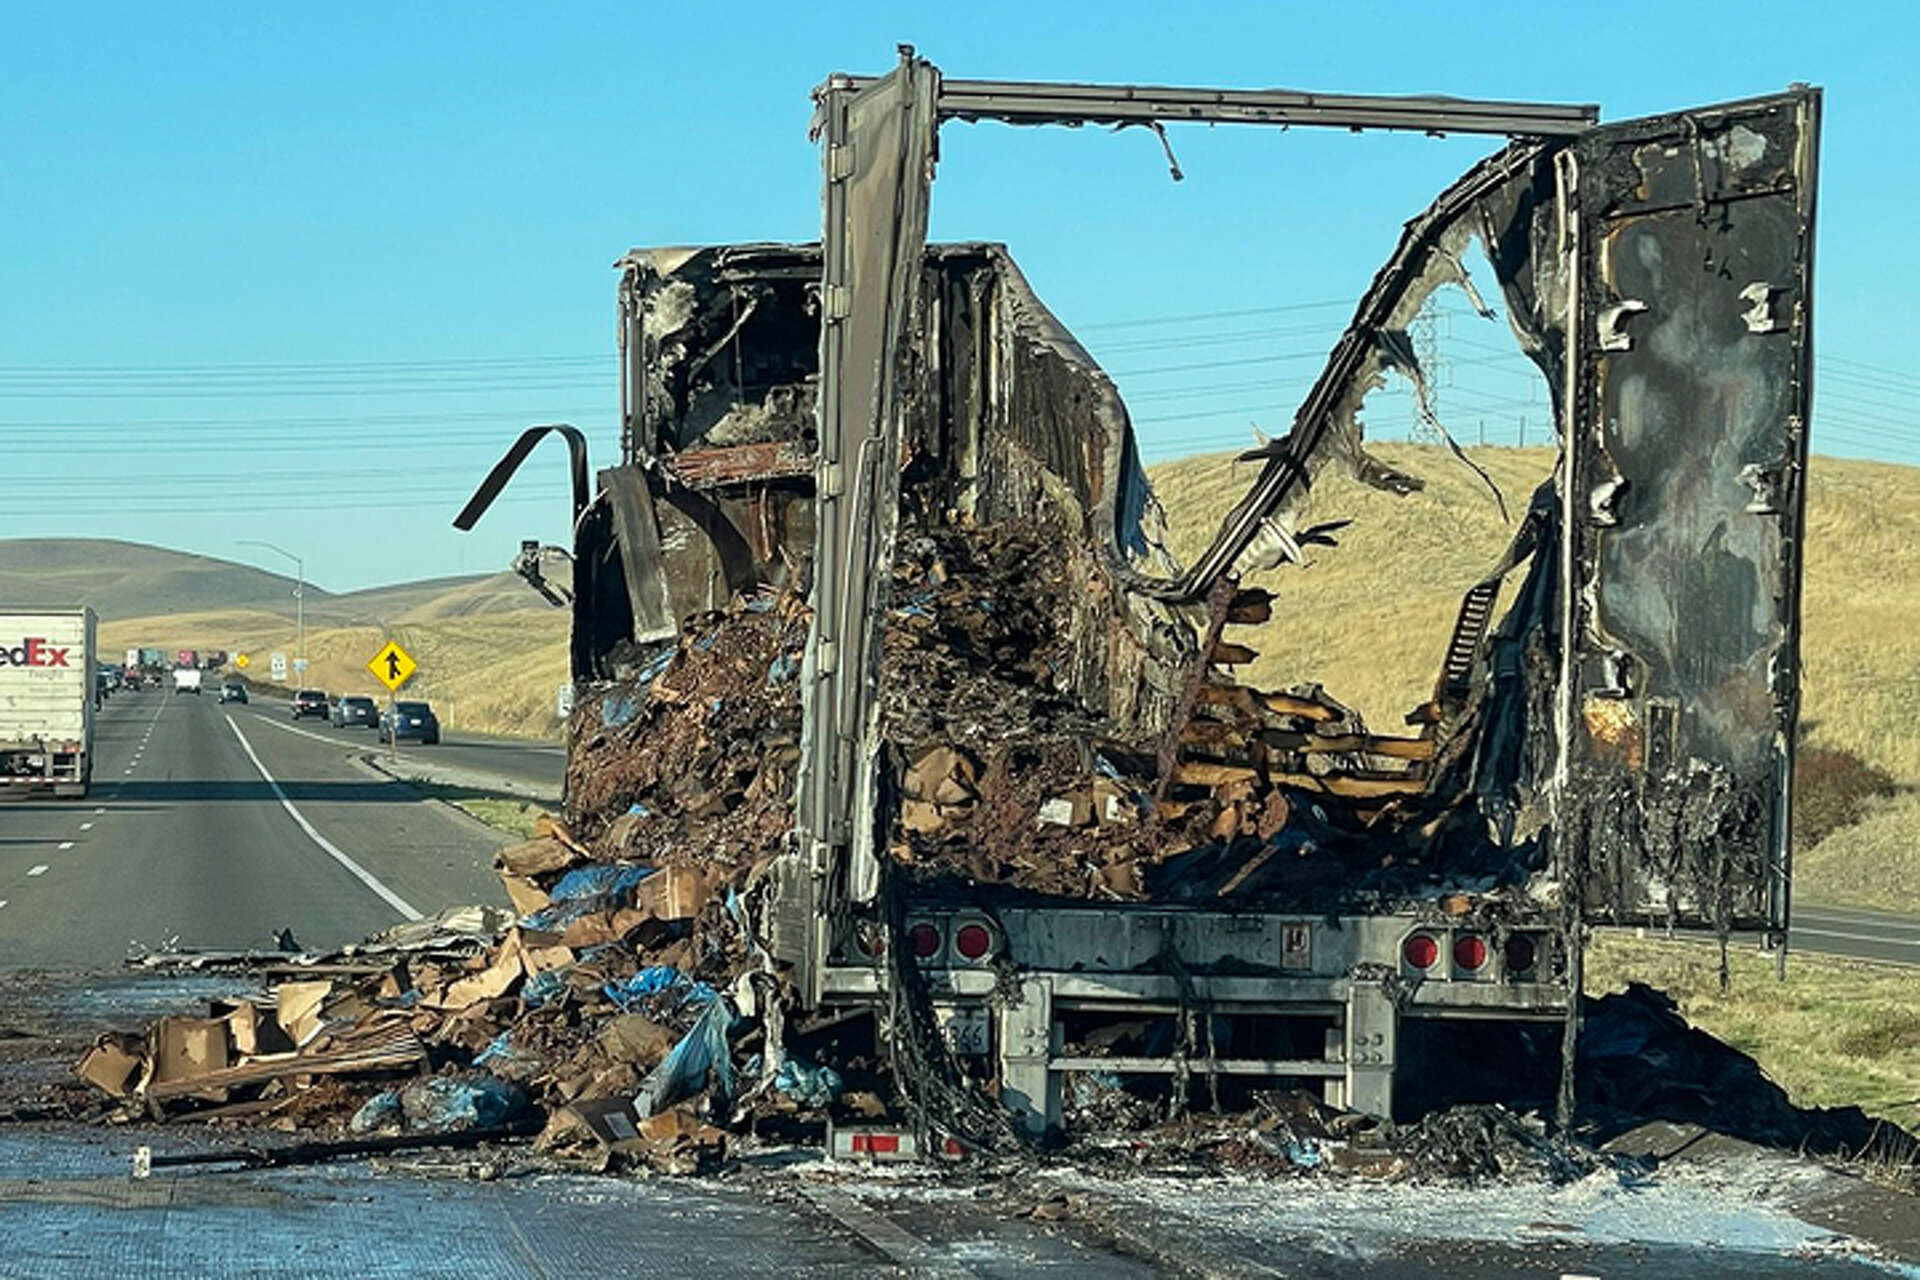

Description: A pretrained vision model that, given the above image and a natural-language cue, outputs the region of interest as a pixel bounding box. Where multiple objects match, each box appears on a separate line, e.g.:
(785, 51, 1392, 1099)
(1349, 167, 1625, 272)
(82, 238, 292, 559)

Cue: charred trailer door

(1553, 89, 1820, 936)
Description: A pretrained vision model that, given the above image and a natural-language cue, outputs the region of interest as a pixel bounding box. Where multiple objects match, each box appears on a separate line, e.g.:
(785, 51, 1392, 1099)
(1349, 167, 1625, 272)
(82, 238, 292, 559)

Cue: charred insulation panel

(1556, 90, 1819, 931)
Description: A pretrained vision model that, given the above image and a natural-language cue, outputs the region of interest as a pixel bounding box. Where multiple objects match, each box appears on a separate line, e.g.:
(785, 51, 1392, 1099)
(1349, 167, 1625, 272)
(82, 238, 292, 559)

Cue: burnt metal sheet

(785, 52, 942, 993)
(1555, 89, 1820, 932)
(450, 423, 591, 532)
(596, 466, 677, 646)
(828, 71, 1598, 136)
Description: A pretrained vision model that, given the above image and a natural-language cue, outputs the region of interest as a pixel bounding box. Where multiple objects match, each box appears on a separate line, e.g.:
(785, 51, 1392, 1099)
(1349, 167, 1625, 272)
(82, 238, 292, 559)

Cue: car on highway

(290, 689, 329, 720)
(218, 680, 248, 704)
(331, 695, 379, 728)
(379, 700, 440, 745)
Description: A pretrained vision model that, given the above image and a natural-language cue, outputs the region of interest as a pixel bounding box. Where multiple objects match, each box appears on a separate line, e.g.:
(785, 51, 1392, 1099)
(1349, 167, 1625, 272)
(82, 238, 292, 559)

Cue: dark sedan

(291, 689, 329, 719)
(379, 700, 440, 745)
(331, 695, 379, 728)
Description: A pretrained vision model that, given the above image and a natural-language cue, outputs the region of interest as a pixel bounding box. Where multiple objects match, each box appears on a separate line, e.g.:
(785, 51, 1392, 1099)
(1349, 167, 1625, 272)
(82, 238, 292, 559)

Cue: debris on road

(60, 888, 1918, 1187)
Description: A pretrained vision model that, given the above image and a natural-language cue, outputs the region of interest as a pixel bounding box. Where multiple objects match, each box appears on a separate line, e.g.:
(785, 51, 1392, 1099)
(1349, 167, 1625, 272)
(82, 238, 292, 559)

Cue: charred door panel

(1560, 90, 1819, 931)
(785, 54, 941, 991)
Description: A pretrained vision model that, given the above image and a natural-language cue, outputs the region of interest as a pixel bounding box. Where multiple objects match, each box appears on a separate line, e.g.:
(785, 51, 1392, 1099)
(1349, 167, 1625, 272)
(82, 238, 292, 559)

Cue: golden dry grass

(1148, 446, 1920, 914)
(1587, 932, 1920, 1117)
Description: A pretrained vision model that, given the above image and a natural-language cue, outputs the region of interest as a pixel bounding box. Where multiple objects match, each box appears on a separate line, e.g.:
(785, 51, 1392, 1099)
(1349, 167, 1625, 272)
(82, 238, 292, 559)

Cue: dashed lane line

(26, 866, 48, 878)
(57, 842, 73, 851)
(79, 823, 92, 831)
(223, 714, 422, 922)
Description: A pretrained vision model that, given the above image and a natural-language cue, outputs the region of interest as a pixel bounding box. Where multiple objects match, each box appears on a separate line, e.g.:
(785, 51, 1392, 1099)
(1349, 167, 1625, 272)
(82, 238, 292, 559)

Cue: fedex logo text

(0, 638, 72, 668)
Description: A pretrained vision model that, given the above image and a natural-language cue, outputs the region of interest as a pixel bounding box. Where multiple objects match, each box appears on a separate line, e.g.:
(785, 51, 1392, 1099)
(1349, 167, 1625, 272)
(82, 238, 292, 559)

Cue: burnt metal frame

(786, 49, 1598, 999)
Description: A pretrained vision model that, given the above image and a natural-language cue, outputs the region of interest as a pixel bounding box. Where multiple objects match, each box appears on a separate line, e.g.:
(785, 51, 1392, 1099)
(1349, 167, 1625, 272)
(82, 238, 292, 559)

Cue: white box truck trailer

(0, 608, 96, 798)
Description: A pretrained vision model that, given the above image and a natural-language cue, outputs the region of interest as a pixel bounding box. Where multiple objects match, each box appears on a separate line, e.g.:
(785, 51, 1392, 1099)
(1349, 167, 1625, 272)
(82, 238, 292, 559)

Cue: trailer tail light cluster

(1402, 929, 1547, 981)
(903, 917, 1004, 966)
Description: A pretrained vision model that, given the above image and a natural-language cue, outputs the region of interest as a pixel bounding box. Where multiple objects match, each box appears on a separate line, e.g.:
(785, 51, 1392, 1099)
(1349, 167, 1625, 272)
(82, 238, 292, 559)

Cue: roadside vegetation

(1587, 931, 1920, 1118)
(451, 796, 556, 840)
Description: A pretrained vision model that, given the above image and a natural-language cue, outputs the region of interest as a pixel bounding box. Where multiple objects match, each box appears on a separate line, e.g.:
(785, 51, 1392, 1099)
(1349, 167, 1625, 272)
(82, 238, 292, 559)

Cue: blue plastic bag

(349, 1090, 402, 1133)
(603, 966, 715, 1012)
(398, 1076, 522, 1132)
(638, 997, 736, 1113)
(547, 863, 652, 904)
(772, 1056, 844, 1108)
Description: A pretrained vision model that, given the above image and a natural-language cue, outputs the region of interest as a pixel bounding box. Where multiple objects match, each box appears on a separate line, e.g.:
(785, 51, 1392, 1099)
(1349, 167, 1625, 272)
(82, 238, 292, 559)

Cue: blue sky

(4, 2, 1915, 591)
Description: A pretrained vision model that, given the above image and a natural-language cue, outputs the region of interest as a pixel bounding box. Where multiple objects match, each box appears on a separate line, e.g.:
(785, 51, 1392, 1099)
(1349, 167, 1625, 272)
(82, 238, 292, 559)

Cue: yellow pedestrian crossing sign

(368, 640, 417, 692)
(234, 653, 250, 669)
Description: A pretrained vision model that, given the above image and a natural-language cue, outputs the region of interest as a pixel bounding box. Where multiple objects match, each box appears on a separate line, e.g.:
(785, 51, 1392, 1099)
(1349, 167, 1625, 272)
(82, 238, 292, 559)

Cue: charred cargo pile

(561, 518, 1471, 912)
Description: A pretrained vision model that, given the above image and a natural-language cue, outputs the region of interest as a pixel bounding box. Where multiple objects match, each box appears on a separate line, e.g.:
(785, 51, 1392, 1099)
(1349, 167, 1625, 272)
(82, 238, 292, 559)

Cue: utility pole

(238, 540, 305, 678)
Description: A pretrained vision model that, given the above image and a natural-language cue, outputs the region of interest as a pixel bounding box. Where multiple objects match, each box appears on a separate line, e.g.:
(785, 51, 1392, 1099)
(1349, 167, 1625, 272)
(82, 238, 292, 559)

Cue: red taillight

(1453, 934, 1488, 972)
(908, 923, 942, 960)
(851, 1133, 900, 1155)
(1403, 933, 1439, 969)
(1503, 934, 1537, 973)
(954, 923, 993, 961)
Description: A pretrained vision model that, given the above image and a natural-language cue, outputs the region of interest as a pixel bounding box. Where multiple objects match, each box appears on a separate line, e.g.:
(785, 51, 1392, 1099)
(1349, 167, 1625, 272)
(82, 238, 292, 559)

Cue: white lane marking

(224, 715, 421, 921)
(26, 865, 48, 877)
(57, 841, 73, 850)
(250, 715, 351, 747)
(94, 807, 105, 815)
(1795, 908, 1920, 930)
(1791, 926, 1920, 949)
(122, 769, 133, 775)
(0, 900, 7, 910)
(79, 822, 92, 831)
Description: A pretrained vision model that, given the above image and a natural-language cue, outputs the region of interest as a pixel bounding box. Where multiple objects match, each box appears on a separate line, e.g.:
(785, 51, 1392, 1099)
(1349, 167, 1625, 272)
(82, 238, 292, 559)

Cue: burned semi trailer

(459, 59, 1819, 1134)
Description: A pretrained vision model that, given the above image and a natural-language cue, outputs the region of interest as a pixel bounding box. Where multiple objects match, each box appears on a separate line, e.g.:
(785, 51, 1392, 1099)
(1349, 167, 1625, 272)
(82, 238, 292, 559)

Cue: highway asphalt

(0, 687, 511, 969)
(240, 688, 564, 792)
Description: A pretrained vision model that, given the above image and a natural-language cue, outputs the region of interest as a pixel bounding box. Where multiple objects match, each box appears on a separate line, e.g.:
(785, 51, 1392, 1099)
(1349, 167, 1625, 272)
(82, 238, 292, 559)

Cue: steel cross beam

(822, 74, 1599, 137)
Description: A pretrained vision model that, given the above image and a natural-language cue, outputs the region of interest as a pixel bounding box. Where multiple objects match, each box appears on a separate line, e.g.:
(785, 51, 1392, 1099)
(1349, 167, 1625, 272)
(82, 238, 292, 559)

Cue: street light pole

(237, 539, 305, 677)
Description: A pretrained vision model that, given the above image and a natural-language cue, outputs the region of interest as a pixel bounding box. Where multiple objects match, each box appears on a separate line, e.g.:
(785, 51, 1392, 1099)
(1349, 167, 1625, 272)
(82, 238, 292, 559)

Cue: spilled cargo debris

(62, 920, 1916, 1186)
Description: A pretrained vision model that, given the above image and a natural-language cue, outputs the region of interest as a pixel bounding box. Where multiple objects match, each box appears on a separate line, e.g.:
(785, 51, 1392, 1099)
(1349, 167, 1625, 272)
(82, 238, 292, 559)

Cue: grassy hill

(0, 538, 324, 621)
(1149, 444, 1920, 915)
(0, 537, 523, 627)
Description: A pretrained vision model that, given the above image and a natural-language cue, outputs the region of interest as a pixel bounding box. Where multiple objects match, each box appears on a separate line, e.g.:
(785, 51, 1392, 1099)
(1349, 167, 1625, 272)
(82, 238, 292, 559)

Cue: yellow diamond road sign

(234, 653, 249, 669)
(368, 640, 417, 692)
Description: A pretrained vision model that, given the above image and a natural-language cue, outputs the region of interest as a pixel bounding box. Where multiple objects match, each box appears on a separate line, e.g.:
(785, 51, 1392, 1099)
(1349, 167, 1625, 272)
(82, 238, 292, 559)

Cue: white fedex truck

(0, 608, 97, 798)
